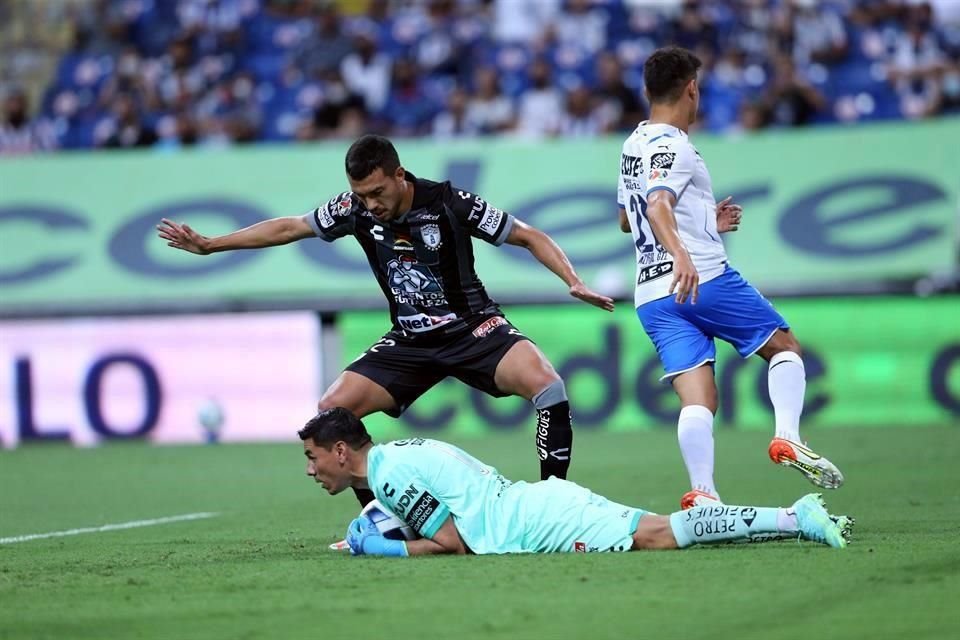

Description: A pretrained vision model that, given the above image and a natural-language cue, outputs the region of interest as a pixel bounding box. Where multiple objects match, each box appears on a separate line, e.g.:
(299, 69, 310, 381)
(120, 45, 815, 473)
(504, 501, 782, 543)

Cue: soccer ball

(360, 500, 420, 541)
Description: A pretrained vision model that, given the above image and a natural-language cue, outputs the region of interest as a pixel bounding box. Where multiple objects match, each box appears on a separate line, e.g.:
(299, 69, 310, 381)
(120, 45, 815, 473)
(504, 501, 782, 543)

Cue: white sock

(669, 505, 798, 547)
(768, 351, 805, 442)
(677, 405, 718, 498)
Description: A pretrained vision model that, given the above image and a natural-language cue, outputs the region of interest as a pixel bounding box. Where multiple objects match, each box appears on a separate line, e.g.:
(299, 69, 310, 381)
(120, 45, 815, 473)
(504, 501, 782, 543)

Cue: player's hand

(669, 253, 700, 305)
(716, 196, 742, 233)
(569, 282, 615, 312)
(157, 218, 212, 255)
(345, 516, 406, 557)
(345, 516, 380, 556)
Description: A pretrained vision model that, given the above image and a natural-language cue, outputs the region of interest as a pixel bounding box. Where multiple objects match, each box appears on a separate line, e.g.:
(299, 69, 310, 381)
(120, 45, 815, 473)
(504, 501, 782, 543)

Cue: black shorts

(345, 315, 531, 417)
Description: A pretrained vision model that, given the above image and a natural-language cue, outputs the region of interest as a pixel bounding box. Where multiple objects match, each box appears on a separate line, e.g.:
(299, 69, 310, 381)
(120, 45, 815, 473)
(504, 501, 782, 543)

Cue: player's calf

(666, 498, 850, 549)
(533, 380, 573, 480)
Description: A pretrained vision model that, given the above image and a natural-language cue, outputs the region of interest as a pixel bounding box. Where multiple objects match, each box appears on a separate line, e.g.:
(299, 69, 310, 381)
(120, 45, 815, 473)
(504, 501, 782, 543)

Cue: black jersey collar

(395, 170, 424, 223)
(407, 170, 431, 208)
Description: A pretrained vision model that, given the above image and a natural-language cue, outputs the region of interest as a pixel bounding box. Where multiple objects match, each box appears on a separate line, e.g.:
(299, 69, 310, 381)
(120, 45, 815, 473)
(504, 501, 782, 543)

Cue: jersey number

(630, 194, 664, 255)
(368, 338, 396, 353)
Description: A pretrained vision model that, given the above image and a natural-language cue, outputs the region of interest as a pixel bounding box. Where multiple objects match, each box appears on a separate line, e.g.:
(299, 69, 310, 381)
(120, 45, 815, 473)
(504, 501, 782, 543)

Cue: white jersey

(618, 122, 728, 307)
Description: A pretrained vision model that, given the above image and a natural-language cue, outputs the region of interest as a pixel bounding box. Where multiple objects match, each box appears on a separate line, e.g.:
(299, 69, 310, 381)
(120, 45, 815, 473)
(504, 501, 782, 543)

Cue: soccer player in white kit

(617, 47, 844, 509)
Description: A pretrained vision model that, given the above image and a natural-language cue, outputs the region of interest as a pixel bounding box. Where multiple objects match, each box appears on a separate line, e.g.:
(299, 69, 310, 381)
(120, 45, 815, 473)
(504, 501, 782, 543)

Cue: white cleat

(769, 437, 844, 489)
(328, 539, 350, 552)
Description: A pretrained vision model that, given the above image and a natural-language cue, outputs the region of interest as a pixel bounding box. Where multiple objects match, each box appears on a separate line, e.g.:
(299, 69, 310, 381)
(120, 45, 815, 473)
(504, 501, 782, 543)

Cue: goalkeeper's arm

(405, 517, 468, 556)
(349, 515, 468, 557)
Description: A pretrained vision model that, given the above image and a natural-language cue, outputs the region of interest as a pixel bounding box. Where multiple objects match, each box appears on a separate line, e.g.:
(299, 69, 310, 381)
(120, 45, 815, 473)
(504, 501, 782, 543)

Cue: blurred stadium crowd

(2, 0, 959, 154)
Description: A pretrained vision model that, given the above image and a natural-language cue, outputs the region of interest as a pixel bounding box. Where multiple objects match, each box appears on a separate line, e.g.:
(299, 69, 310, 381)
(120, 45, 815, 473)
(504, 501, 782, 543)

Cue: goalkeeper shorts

(512, 478, 647, 553)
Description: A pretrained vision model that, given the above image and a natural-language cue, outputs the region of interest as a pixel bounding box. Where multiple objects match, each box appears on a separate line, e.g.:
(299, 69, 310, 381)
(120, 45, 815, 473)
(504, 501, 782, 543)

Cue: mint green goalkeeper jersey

(367, 438, 519, 554)
(367, 438, 647, 554)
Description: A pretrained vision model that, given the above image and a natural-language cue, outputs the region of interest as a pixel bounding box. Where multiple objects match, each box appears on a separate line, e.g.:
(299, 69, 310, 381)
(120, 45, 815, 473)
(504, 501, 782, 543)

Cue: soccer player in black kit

(158, 135, 614, 510)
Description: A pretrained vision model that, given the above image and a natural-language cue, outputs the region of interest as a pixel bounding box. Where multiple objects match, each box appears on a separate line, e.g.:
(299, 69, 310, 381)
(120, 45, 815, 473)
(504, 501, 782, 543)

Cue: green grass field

(2, 427, 959, 640)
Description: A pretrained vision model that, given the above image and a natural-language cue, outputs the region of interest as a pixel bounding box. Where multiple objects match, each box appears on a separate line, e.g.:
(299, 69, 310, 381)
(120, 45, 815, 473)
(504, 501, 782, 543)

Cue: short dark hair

(345, 134, 401, 181)
(643, 46, 702, 104)
(298, 407, 373, 450)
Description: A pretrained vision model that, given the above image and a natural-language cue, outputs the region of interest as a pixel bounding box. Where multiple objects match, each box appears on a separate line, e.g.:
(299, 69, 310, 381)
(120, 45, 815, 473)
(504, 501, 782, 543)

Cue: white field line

(0, 512, 219, 544)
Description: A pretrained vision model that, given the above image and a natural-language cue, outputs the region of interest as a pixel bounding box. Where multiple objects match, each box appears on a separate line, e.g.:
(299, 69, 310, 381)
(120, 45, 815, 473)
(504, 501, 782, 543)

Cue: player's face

(348, 166, 406, 222)
(303, 440, 350, 495)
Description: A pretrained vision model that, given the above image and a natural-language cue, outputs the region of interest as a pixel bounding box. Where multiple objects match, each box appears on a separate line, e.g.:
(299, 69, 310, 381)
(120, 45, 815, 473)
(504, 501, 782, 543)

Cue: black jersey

(303, 172, 516, 338)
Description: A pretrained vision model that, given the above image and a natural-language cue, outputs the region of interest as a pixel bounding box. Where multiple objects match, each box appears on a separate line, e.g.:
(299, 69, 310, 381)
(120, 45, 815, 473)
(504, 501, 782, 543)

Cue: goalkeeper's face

(303, 440, 351, 495)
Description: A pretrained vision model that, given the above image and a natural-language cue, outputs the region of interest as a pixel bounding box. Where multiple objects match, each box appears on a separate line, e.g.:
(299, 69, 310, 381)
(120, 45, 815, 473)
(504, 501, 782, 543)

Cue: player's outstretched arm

(646, 190, 699, 304)
(505, 220, 615, 312)
(157, 216, 315, 255)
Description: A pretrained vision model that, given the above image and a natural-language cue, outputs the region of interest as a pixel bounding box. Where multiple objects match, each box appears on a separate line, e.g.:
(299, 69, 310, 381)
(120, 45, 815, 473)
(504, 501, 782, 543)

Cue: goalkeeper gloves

(345, 517, 409, 557)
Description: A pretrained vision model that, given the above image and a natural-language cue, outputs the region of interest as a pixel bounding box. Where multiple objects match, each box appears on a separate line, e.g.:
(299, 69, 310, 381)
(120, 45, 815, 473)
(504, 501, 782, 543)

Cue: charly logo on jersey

(420, 223, 442, 250)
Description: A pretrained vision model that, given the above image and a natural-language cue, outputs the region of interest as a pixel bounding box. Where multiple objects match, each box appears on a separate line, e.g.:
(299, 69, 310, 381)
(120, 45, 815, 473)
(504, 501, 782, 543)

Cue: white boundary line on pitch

(0, 512, 219, 545)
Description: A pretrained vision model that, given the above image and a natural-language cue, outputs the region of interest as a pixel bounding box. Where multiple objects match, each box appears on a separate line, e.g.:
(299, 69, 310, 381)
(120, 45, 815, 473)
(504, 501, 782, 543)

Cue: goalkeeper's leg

(632, 495, 853, 550)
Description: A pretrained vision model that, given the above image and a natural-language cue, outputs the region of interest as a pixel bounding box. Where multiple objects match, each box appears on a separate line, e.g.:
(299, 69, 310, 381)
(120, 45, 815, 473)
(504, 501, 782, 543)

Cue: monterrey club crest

(421, 223, 442, 250)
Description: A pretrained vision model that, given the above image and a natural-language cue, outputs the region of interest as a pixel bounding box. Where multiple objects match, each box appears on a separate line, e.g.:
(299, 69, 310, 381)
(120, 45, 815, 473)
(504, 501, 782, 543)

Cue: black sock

(536, 401, 573, 480)
(353, 487, 375, 507)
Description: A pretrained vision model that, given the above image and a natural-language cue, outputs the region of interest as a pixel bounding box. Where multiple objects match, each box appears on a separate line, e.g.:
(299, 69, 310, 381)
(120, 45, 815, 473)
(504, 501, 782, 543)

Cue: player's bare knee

(317, 392, 354, 414)
(760, 330, 802, 361)
(783, 333, 802, 357)
(701, 386, 719, 413)
(531, 372, 562, 399)
(675, 386, 717, 413)
(632, 515, 678, 550)
(508, 368, 562, 402)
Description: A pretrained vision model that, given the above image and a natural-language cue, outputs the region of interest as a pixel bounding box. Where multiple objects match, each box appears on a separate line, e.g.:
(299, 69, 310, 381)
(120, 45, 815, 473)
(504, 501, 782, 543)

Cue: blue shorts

(636, 265, 789, 382)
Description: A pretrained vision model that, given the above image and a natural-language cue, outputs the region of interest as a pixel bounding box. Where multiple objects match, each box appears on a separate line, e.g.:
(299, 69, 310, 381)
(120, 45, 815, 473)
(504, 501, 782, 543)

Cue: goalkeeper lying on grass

(300, 408, 854, 556)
